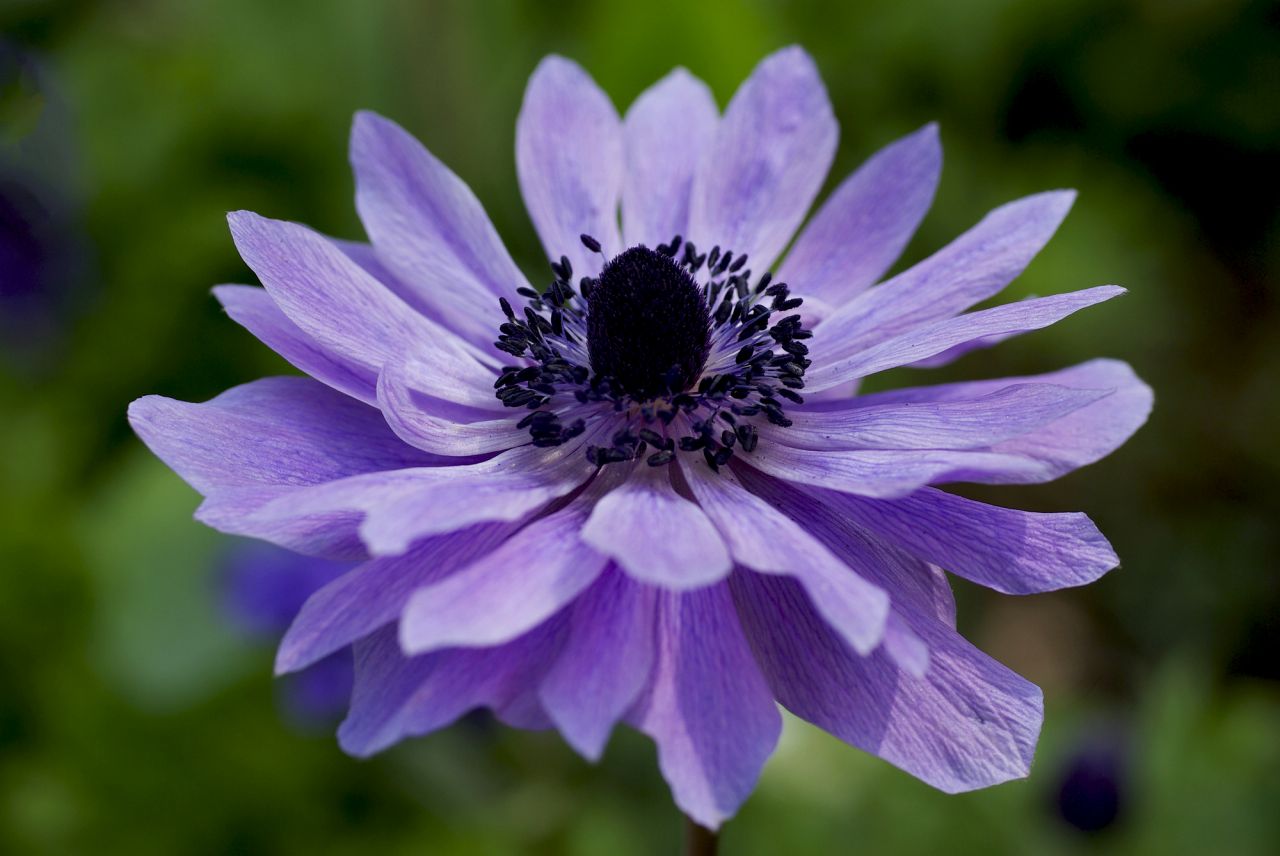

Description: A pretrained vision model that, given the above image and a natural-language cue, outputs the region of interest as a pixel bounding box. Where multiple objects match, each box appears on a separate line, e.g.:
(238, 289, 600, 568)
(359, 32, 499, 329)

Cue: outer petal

(538, 568, 657, 760)
(731, 572, 1042, 793)
(811, 190, 1075, 359)
(127, 377, 441, 556)
(782, 383, 1113, 451)
(213, 285, 378, 405)
(622, 68, 718, 248)
(339, 619, 567, 757)
(376, 360, 528, 456)
(248, 443, 596, 557)
(778, 123, 941, 311)
(680, 461, 888, 655)
(276, 522, 513, 673)
(805, 285, 1125, 391)
(351, 111, 529, 348)
(580, 465, 731, 589)
(688, 46, 837, 268)
(843, 359, 1154, 483)
(628, 584, 781, 830)
(742, 444, 1050, 499)
(815, 486, 1118, 594)
(399, 487, 613, 654)
(516, 56, 624, 276)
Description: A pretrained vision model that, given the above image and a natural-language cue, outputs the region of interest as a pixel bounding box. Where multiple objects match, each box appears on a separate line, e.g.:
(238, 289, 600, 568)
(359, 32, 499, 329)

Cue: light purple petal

(679, 460, 888, 655)
(817, 486, 1118, 594)
(622, 68, 718, 248)
(782, 383, 1113, 451)
(399, 496, 610, 654)
(581, 466, 731, 589)
(628, 584, 781, 829)
(375, 347, 505, 413)
(249, 443, 595, 557)
(339, 619, 566, 757)
(812, 190, 1075, 360)
(806, 285, 1125, 391)
(539, 567, 657, 760)
(516, 56, 623, 276)
(376, 359, 527, 456)
(778, 123, 941, 311)
(351, 111, 528, 348)
(213, 285, 378, 405)
(731, 572, 1042, 793)
(276, 522, 513, 673)
(741, 444, 1050, 499)
(843, 358, 1154, 483)
(688, 45, 837, 268)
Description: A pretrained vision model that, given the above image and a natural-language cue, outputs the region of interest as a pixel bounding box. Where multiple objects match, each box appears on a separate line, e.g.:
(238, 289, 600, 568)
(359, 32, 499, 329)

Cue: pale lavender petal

(539, 568, 657, 760)
(339, 618, 566, 757)
(351, 111, 529, 348)
(906, 329, 1020, 368)
(213, 285, 378, 405)
(227, 211, 445, 375)
(742, 444, 1050, 499)
(376, 359, 527, 456)
(778, 123, 940, 311)
(622, 68, 718, 248)
(248, 443, 594, 557)
(838, 358, 1153, 483)
(689, 46, 837, 268)
(816, 486, 1118, 594)
(732, 572, 1042, 793)
(812, 190, 1075, 360)
(376, 347, 506, 412)
(399, 499, 609, 654)
(628, 584, 781, 829)
(680, 460, 888, 655)
(783, 383, 1113, 451)
(127, 377, 437, 494)
(806, 285, 1125, 391)
(275, 522, 513, 673)
(516, 56, 623, 276)
(581, 466, 731, 589)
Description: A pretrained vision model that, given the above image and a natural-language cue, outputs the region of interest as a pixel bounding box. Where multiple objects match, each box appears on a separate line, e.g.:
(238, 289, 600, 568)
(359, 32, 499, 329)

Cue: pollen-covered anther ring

(492, 234, 812, 471)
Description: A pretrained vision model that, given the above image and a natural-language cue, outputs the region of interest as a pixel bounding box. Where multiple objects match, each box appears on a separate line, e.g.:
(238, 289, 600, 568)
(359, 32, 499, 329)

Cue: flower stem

(684, 815, 719, 856)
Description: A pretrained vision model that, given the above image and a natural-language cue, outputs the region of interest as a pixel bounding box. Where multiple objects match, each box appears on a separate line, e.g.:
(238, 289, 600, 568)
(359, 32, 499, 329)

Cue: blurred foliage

(2, 0, 1278, 853)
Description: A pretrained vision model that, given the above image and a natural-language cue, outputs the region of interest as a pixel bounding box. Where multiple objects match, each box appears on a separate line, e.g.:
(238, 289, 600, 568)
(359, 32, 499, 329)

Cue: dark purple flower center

(585, 246, 710, 401)
(491, 234, 813, 471)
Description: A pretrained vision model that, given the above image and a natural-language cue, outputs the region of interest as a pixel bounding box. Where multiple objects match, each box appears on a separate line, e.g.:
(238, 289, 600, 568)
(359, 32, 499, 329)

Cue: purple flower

(220, 541, 353, 723)
(128, 47, 1151, 828)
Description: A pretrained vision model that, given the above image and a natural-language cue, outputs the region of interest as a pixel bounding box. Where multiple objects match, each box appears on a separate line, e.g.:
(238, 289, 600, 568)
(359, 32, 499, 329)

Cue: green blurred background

(2, 0, 1278, 853)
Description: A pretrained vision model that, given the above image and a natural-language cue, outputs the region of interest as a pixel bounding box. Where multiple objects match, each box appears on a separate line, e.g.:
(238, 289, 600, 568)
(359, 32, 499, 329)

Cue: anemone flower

(129, 46, 1151, 840)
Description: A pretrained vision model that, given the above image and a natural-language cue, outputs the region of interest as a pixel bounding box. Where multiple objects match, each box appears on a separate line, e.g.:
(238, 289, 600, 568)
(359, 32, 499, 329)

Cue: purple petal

(680, 460, 888, 655)
(689, 46, 837, 269)
(538, 567, 657, 760)
(622, 68, 718, 248)
(213, 285, 378, 405)
(248, 443, 595, 557)
(351, 111, 528, 349)
(846, 358, 1153, 483)
(580, 466, 731, 589)
(742, 444, 1050, 499)
(339, 619, 566, 757)
(778, 123, 941, 311)
(783, 383, 1113, 451)
(275, 522, 513, 673)
(812, 190, 1075, 359)
(375, 347, 505, 413)
(732, 572, 1042, 792)
(376, 359, 527, 456)
(806, 285, 1125, 391)
(399, 498, 609, 654)
(516, 56, 623, 276)
(628, 584, 781, 829)
(816, 486, 1118, 594)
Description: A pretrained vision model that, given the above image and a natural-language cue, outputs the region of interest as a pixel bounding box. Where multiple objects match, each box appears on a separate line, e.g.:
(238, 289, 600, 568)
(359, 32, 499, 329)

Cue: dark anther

(580, 234, 602, 253)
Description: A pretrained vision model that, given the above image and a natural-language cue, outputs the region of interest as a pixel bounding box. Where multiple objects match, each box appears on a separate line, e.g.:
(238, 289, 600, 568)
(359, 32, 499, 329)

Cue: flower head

(129, 46, 1151, 828)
